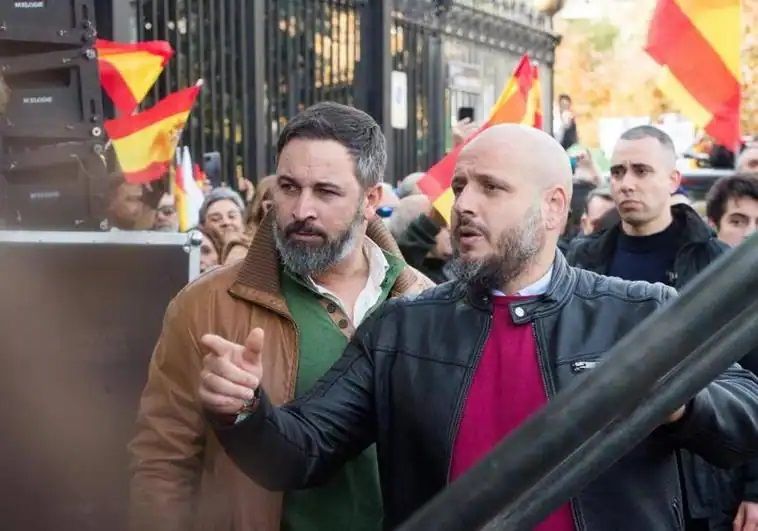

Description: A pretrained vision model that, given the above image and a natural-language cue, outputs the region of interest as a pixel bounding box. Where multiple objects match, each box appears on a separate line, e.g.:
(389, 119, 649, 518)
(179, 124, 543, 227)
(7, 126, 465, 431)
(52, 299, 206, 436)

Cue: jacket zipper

(533, 323, 585, 531)
(445, 311, 493, 481)
(571, 360, 598, 373)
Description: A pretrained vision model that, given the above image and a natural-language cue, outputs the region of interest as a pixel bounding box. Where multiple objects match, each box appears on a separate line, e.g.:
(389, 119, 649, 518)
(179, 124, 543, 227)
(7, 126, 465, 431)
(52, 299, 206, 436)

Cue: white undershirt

(307, 239, 389, 325)
(491, 264, 554, 297)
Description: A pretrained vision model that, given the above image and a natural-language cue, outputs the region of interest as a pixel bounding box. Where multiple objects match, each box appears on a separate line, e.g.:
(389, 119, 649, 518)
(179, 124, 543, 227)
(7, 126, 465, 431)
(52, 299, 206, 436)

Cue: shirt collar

(361, 238, 390, 290)
(307, 238, 390, 324)
(491, 263, 554, 297)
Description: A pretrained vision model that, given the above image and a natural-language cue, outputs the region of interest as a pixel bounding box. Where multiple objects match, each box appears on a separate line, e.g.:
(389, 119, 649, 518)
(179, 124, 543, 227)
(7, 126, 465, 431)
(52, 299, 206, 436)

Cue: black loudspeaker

(0, 0, 107, 230)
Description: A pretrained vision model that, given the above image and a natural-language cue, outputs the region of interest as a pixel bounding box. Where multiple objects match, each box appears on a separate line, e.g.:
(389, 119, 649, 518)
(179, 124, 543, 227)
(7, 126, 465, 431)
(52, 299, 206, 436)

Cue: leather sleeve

(739, 348, 758, 376)
(741, 459, 758, 503)
(214, 319, 378, 491)
(128, 299, 205, 531)
(658, 365, 758, 470)
(739, 352, 758, 503)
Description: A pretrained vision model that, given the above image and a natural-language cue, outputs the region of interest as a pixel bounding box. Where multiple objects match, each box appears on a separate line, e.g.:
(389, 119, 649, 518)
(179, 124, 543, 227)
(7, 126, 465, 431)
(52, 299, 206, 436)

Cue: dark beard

(448, 204, 545, 292)
(273, 206, 364, 277)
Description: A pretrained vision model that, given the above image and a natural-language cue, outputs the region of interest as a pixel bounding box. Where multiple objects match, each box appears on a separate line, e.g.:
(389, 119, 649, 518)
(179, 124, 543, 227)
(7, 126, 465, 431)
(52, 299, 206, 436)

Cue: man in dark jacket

(704, 174, 758, 531)
(199, 125, 758, 531)
(566, 126, 727, 289)
(566, 126, 743, 531)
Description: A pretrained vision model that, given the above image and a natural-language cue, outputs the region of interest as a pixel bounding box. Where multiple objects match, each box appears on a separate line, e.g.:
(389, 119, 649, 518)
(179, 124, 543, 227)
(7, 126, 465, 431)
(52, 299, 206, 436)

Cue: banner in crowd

(104, 84, 201, 184)
(645, 0, 741, 149)
(96, 39, 174, 115)
(418, 54, 542, 224)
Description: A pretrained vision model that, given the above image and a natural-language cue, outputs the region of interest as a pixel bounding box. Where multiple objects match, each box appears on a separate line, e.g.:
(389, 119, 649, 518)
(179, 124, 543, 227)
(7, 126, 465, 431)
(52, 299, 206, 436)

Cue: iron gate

(391, 15, 444, 182)
(134, 0, 364, 185)
(136, 0, 258, 186)
(122, 1, 558, 187)
(262, 0, 363, 172)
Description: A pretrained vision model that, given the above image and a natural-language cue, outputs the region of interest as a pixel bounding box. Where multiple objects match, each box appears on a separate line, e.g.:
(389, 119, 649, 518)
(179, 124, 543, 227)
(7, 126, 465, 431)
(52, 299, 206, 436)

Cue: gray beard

(448, 203, 545, 292)
(273, 209, 364, 277)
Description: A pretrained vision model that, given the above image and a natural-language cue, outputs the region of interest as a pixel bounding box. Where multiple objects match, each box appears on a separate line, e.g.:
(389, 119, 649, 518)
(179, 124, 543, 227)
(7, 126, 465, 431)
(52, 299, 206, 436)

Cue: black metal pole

(358, 0, 393, 180)
(249, 0, 267, 180)
(399, 235, 758, 531)
(485, 299, 758, 530)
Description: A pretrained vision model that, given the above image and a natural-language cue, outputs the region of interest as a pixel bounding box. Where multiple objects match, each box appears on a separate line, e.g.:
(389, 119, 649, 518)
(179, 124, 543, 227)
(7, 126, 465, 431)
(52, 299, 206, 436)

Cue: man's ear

(707, 217, 720, 234)
(669, 170, 682, 194)
(364, 183, 383, 220)
(544, 185, 570, 232)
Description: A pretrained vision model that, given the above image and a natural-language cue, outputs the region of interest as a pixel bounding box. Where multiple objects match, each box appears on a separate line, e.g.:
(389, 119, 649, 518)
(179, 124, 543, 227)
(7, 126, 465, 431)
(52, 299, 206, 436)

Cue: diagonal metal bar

(399, 235, 758, 531)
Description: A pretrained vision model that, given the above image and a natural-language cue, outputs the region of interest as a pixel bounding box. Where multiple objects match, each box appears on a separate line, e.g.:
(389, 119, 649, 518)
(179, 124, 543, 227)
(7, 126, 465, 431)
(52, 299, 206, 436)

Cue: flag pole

(171, 78, 204, 161)
(166, 78, 204, 185)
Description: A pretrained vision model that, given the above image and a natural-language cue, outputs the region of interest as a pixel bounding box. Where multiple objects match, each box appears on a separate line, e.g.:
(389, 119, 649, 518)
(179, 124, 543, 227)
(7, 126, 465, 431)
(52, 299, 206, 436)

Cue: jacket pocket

(555, 353, 604, 390)
(570, 360, 599, 373)
(557, 353, 604, 374)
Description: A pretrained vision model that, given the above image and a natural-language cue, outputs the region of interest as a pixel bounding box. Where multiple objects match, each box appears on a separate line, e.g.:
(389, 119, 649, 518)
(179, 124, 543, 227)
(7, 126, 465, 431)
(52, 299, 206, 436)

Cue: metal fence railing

(136, 0, 257, 185)
(263, 0, 363, 172)
(391, 16, 444, 181)
(125, 0, 558, 186)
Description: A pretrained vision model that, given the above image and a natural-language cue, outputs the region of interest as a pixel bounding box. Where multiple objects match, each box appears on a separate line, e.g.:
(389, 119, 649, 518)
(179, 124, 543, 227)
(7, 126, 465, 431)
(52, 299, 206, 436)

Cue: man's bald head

(459, 124, 573, 195)
(449, 124, 573, 293)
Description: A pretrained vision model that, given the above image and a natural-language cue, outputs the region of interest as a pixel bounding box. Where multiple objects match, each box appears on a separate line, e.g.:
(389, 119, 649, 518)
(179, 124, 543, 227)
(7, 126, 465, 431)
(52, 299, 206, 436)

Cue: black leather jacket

(216, 255, 758, 530)
(566, 204, 755, 528)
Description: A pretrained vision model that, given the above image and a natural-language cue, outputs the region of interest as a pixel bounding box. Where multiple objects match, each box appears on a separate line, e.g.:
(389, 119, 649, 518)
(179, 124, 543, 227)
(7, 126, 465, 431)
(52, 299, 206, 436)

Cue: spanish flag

(96, 39, 174, 115)
(645, 0, 741, 149)
(104, 85, 201, 184)
(418, 54, 542, 223)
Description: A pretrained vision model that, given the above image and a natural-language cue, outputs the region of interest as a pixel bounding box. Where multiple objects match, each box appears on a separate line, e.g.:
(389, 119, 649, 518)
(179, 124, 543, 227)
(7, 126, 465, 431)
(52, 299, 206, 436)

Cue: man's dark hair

(276, 101, 387, 187)
(709, 144, 735, 169)
(558, 94, 572, 103)
(706, 173, 758, 226)
(619, 125, 676, 158)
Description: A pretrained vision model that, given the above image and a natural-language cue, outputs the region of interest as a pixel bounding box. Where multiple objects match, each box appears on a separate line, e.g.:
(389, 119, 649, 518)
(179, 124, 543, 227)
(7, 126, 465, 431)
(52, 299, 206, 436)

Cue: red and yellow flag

(418, 54, 542, 223)
(645, 0, 741, 149)
(104, 85, 201, 184)
(96, 39, 174, 115)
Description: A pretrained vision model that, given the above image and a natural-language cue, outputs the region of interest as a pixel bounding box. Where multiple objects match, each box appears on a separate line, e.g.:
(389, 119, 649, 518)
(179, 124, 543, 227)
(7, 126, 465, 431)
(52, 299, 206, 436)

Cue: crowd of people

(121, 100, 758, 531)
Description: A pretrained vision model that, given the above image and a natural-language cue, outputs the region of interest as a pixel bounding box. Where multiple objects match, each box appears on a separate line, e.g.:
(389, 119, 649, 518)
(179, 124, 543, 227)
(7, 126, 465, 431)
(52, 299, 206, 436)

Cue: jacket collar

(466, 251, 577, 323)
(580, 203, 715, 270)
(668, 203, 716, 247)
(228, 213, 417, 316)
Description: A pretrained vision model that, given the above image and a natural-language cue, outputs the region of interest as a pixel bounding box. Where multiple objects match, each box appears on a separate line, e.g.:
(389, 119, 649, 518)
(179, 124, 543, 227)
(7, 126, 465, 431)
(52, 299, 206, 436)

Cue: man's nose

(292, 193, 317, 220)
(453, 186, 476, 219)
(619, 172, 636, 192)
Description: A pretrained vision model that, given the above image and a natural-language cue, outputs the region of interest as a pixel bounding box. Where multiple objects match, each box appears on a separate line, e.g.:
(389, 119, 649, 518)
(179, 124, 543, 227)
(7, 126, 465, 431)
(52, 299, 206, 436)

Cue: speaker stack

(0, 0, 107, 229)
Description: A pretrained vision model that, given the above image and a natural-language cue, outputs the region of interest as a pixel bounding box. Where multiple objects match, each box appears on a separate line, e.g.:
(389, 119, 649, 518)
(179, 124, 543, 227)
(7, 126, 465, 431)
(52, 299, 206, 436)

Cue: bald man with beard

(199, 125, 758, 531)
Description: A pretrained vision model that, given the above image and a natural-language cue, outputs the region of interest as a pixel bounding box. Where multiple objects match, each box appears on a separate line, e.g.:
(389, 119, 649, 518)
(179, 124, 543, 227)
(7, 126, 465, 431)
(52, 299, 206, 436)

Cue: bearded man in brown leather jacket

(128, 102, 431, 531)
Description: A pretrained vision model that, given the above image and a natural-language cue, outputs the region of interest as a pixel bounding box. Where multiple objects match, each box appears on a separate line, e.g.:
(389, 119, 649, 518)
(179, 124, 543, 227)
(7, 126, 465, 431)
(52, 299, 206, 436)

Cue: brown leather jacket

(128, 217, 432, 531)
